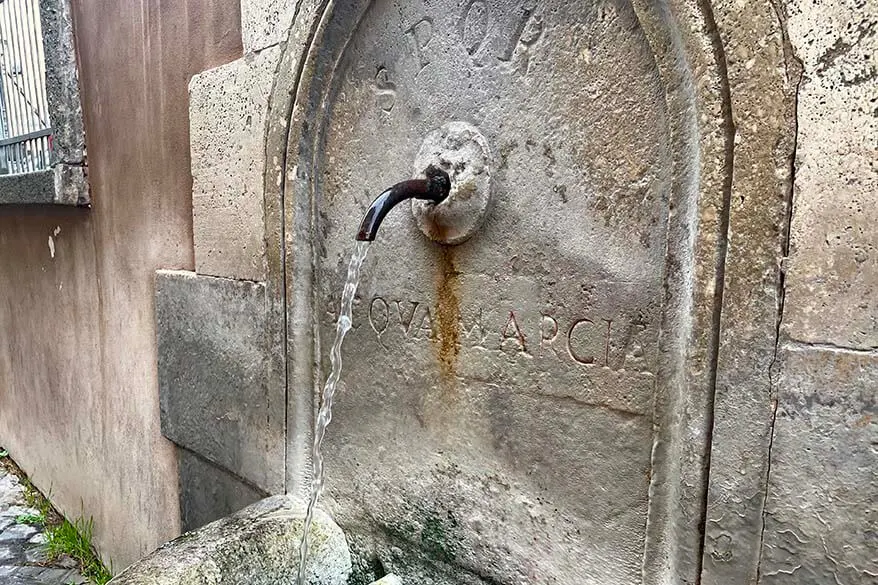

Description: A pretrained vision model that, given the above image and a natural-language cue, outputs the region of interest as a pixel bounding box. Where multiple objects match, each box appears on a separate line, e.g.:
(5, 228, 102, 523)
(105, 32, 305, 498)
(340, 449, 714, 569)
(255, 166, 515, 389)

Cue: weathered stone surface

(189, 46, 280, 281)
(178, 447, 266, 533)
(108, 496, 351, 585)
(370, 576, 402, 585)
(39, 0, 90, 207)
(272, 1, 730, 583)
(156, 270, 284, 493)
(0, 524, 37, 543)
(699, 2, 799, 583)
(760, 346, 877, 583)
(0, 171, 55, 205)
(53, 164, 89, 206)
(781, 0, 878, 349)
(241, 0, 297, 53)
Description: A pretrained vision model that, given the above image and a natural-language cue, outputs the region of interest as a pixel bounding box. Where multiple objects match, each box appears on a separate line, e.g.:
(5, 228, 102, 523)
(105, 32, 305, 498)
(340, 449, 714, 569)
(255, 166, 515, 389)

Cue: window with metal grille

(0, 0, 51, 175)
(0, 0, 87, 206)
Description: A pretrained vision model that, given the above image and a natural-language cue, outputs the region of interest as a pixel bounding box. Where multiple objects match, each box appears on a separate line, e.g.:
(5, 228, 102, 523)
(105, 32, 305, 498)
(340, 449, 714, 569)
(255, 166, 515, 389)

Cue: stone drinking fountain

(146, 0, 737, 583)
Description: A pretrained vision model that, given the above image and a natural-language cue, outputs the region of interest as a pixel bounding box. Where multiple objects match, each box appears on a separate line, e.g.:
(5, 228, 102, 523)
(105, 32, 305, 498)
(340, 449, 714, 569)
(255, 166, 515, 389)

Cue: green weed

(45, 516, 113, 585)
(15, 512, 45, 525)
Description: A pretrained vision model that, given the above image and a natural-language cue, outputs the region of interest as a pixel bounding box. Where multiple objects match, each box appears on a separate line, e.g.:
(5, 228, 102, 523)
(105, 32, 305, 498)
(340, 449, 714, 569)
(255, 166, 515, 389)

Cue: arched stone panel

(262, 1, 733, 582)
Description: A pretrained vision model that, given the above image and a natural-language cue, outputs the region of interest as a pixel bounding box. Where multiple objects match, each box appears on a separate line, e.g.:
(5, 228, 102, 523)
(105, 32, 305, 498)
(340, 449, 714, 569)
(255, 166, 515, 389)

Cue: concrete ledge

(108, 496, 352, 585)
(0, 171, 54, 204)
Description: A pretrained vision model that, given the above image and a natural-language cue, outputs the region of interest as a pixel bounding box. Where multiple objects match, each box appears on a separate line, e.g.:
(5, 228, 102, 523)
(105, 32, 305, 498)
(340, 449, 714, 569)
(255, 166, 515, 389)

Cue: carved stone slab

(269, 1, 732, 583)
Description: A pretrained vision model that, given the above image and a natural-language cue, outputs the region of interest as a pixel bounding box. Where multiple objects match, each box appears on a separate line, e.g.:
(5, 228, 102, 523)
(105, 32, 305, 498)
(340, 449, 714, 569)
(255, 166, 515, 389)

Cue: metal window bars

(0, 0, 51, 176)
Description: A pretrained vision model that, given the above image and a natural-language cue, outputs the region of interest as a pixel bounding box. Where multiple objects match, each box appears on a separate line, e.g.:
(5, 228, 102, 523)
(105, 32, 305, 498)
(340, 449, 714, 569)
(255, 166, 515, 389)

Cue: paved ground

(0, 465, 86, 585)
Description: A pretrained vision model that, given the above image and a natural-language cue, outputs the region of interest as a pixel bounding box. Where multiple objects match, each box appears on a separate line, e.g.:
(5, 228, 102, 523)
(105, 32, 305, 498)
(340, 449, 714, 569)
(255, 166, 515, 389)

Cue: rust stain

(428, 212, 461, 394)
(854, 414, 872, 428)
(435, 244, 461, 385)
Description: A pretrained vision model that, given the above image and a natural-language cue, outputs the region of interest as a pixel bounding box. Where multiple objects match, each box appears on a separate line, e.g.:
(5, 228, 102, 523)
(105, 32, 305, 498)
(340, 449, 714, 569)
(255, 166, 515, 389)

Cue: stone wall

(164, 0, 875, 583)
(0, 0, 242, 570)
(0, 0, 873, 580)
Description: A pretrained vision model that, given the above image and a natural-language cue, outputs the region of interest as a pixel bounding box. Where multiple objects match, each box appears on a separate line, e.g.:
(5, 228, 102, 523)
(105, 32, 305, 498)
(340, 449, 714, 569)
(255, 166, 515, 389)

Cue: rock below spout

(109, 495, 351, 585)
(369, 576, 403, 585)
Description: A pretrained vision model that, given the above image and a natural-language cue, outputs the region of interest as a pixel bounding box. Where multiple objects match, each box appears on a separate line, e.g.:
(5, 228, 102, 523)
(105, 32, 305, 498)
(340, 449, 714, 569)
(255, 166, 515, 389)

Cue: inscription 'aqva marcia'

(344, 295, 654, 374)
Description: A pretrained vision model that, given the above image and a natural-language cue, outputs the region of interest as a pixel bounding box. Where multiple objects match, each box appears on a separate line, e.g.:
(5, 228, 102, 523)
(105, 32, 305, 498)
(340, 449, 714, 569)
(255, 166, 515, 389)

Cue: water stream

(296, 240, 370, 585)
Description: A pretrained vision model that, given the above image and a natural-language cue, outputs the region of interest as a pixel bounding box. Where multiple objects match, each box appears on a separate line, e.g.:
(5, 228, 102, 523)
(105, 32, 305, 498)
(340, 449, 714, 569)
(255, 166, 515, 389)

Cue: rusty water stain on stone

(435, 248, 461, 382)
(433, 227, 461, 389)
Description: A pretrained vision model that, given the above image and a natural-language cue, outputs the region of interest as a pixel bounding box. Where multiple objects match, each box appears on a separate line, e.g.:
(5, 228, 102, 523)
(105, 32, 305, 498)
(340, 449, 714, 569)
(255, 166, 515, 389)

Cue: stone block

(277, 1, 733, 582)
(178, 447, 266, 533)
(108, 496, 352, 585)
(241, 0, 297, 53)
(53, 164, 89, 206)
(156, 270, 284, 493)
(40, 0, 87, 165)
(759, 345, 877, 583)
(782, 1, 878, 349)
(189, 46, 281, 281)
(699, 2, 798, 582)
(369, 576, 402, 585)
(0, 171, 55, 205)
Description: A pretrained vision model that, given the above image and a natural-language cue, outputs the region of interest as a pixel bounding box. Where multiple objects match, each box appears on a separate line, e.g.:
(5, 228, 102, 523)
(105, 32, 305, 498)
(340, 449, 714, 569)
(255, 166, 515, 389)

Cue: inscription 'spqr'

(404, 17, 434, 71)
(457, 1, 543, 66)
(400, 2, 544, 74)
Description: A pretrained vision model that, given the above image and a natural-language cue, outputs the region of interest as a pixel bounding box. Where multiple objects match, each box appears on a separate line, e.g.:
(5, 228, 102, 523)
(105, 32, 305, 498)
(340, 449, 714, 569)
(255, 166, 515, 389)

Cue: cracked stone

(0, 523, 38, 542)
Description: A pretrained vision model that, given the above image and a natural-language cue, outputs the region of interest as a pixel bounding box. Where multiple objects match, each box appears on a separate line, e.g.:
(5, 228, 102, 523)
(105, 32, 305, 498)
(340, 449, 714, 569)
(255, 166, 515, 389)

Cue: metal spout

(356, 165, 451, 241)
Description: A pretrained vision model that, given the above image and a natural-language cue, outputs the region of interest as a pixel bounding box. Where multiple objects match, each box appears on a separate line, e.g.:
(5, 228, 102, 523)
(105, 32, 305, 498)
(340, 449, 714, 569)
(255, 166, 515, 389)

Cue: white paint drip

(48, 226, 61, 259)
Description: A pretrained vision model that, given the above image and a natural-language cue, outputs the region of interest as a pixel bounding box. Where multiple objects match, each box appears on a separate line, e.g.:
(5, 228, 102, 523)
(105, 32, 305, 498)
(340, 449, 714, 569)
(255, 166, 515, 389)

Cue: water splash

(296, 240, 370, 585)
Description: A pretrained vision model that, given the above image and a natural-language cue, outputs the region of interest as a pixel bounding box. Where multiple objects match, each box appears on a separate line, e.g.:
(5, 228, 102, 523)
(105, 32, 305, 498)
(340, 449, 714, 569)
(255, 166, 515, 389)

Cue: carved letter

(501, 311, 528, 353)
(393, 300, 420, 336)
(540, 314, 559, 357)
(369, 297, 389, 336)
(602, 318, 612, 367)
(404, 17, 434, 71)
(460, 308, 488, 348)
(372, 67, 397, 112)
(415, 307, 436, 339)
(567, 318, 596, 364)
(497, 5, 543, 62)
(459, 0, 489, 56)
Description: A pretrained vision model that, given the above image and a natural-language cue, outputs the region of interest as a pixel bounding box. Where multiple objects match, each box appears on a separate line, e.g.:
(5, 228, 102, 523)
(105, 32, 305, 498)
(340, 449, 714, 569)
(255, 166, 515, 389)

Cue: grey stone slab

(24, 542, 48, 564)
(177, 447, 266, 533)
(759, 346, 877, 583)
(241, 0, 296, 53)
(0, 523, 37, 543)
(39, 0, 86, 165)
(0, 542, 18, 562)
(0, 507, 40, 520)
(31, 567, 82, 585)
(699, 2, 800, 583)
(156, 270, 284, 493)
(0, 171, 55, 205)
(38, 0, 90, 206)
(108, 496, 351, 585)
(273, 1, 732, 583)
